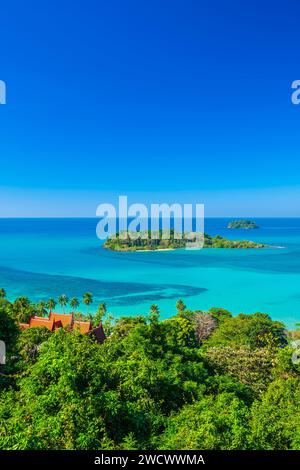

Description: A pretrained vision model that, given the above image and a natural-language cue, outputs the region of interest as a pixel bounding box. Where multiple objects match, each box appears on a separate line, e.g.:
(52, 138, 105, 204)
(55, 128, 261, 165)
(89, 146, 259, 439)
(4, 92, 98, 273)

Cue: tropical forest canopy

(0, 292, 299, 450)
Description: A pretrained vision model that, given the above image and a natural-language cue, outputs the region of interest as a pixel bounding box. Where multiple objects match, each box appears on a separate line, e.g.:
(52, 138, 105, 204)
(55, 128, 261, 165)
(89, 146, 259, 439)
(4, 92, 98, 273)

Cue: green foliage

(17, 327, 52, 367)
(149, 304, 160, 325)
(0, 322, 207, 449)
(205, 235, 265, 248)
(208, 307, 232, 321)
(82, 293, 93, 313)
(0, 296, 298, 450)
(249, 378, 300, 449)
(176, 299, 186, 313)
(204, 345, 276, 397)
(47, 298, 56, 313)
(36, 301, 47, 317)
(0, 288, 6, 299)
(0, 305, 19, 388)
(104, 231, 266, 251)
(204, 312, 287, 349)
(0, 305, 19, 354)
(9, 297, 35, 323)
(112, 316, 146, 339)
(159, 393, 250, 450)
(227, 220, 259, 229)
(70, 297, 80, 311)
(273, 345, 300, 378)
(58, 295, 69, 312)
(93, 302, 107, 328)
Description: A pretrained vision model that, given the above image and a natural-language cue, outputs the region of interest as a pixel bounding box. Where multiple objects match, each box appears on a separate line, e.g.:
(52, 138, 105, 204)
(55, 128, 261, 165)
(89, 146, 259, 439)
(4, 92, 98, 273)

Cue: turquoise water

(0, 218, 299, 328)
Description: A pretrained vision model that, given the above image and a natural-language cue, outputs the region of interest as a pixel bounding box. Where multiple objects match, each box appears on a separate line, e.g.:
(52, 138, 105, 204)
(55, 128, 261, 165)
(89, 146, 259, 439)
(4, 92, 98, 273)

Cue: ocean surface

(0, 218, 299, 328)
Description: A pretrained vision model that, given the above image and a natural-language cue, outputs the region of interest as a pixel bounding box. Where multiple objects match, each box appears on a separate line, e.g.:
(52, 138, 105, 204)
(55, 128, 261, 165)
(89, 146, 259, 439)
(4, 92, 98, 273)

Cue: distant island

(227, 220, 259, 229)
(104, 230, 266, 251)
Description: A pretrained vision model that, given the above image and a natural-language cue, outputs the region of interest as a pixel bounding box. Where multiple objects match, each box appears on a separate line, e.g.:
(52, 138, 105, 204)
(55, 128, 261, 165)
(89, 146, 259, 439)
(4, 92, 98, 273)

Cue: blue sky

(0, 0, 300, 216)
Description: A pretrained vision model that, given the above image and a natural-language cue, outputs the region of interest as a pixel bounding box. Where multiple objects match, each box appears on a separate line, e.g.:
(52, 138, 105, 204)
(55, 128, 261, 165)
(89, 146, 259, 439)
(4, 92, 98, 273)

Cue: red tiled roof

(29, 316, 54, 331)
(19, 314, 106, 343)
(73, 320, 92, 334)
(49, 312, 73, 328)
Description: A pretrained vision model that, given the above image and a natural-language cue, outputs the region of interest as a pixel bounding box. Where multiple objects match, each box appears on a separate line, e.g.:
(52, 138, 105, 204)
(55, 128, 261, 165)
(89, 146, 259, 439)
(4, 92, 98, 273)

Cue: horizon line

(0, 216, 300, 219)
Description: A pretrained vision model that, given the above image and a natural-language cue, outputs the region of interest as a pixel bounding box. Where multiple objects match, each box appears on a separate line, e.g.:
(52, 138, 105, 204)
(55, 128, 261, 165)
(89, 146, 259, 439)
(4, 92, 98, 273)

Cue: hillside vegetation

(0, 297, 299, 450)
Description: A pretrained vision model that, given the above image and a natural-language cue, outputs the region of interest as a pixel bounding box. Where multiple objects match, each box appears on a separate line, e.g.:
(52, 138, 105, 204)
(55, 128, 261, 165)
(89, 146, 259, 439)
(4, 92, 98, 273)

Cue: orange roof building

(19, 312, 106, 343)
(29, 316, 55, 330)
(19, 316, 55, 331)
(49, 312, 73, 329)
(73, 320, 92, 334)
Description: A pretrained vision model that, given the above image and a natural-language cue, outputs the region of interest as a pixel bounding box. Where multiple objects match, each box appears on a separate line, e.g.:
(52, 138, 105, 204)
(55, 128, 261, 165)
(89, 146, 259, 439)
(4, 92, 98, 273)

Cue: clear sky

(0, 0, 300, 216)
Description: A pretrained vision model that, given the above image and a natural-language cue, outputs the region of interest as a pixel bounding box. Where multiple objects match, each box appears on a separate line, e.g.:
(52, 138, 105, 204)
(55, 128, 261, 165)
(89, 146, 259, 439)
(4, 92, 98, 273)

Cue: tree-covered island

(227, 220, 259, 229)
(103, 230, 267, 251)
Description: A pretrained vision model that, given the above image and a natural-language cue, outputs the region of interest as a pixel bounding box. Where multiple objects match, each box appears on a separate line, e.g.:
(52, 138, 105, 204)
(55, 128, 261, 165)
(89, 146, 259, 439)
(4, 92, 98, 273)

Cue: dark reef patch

(0, 265, 207, 305)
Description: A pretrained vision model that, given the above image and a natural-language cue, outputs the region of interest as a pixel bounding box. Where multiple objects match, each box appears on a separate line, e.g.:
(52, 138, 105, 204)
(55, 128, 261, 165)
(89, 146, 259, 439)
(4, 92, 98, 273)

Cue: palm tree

(58, 294, 69, 313)
(83, 292, 93, 314)
(0, 288, 6, 299)
(70, 297, 79, 312)
(150, 304, 159, 315)
(74, 310, 83, 321)
(98, 302, 107, 317)
(149, 304, 159, 325)
(176, 299, 186, 313)
(87, 313, 93, 322)
(13, 296, 32, 323)
(36, 301, 47, 317)
(47, 298, 56, 313)
(93, 302, 107, 327)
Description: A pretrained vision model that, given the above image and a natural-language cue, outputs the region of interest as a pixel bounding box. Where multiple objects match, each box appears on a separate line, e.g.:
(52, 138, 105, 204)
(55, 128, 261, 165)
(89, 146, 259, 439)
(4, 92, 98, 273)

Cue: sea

(0, 217, 299, 328)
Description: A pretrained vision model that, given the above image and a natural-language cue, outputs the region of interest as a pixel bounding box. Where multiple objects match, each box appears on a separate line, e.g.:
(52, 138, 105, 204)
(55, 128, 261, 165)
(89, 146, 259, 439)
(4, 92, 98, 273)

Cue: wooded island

(104, 230, 266, 251)
(227, 220, 259, 229)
